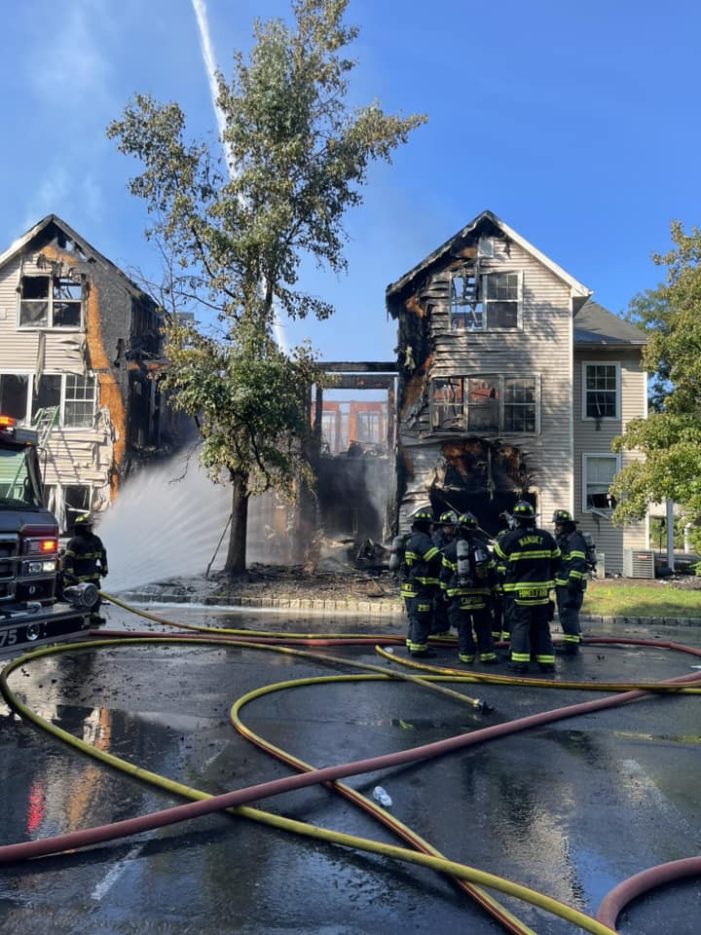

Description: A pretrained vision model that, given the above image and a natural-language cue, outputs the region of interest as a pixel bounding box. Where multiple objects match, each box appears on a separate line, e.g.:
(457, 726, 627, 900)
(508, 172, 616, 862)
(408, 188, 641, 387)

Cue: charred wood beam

(320, 361, 397, 373)
(328, 375, 397, 390)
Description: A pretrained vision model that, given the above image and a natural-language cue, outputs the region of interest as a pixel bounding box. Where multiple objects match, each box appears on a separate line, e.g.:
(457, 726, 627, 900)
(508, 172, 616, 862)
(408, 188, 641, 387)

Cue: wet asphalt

(0, 605, 700, 934)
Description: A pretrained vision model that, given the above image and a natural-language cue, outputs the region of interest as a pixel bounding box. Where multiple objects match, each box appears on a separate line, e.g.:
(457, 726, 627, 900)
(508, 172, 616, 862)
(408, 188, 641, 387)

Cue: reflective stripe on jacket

(555, 529, 589, 589)
(493, 527, 560, 606)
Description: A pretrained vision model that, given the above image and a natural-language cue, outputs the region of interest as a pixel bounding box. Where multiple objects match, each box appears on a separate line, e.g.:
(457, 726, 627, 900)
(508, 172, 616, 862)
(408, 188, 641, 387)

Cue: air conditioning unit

(623, 549, 656, 579)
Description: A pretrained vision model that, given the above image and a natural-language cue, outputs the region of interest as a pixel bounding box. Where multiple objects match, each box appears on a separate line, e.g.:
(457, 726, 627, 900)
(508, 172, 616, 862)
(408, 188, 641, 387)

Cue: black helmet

(457, 511, 478, 529)
(74, 514, 94, 529)
(512, 500, 535, 522)
(410, 506, 434, 529)
(438, 510, 458, 525)
(552, 509, 574, 524)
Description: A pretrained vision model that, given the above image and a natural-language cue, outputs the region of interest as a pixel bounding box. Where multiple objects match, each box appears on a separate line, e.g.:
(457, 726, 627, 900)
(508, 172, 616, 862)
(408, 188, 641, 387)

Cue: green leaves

(613, 221, 701, 536)
(109, 0, 425, 571)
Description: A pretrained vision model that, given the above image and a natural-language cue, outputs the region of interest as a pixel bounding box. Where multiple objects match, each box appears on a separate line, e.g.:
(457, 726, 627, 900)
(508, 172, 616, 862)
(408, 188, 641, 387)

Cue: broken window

(431, 375, 538, 434)
(63, 485, 93, 533)
(450, 270, 521, 331)
(19, 274, 83, 329)
(467, 378, 499, 432)
(354, 410, 382, 444)
(0, 374, 30, 421)
(64, 374, 96, 427)
(19, 276, 50, 327)
(584, 363, 618, 419)
(431, 378, 464, 429)
(52, 278, 82, 327)
(31, 375, 62, 421)
(583, 454, 618, 512)
(450, 273, 483, 331)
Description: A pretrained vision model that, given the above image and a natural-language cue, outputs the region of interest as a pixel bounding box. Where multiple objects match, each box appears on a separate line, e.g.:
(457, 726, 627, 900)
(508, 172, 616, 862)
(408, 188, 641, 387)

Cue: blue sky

(1, 0, 700, 362)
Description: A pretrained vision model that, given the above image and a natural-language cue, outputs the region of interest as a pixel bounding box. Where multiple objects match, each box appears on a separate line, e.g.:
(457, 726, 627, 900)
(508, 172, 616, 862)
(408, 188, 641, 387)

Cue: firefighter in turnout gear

(492, 511, 518, 646)
(63, 515, 108, 622)
(431, 510, 457, 635)
(400, 507, 442, 657)
(440, 512, 498, 665)
(493, 501, 560, 674)
(552, 509, 588, 655)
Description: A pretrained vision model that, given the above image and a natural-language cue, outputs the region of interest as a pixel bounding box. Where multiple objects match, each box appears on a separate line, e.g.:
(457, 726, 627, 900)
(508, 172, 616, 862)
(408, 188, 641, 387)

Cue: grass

(583, 580, 701, 619)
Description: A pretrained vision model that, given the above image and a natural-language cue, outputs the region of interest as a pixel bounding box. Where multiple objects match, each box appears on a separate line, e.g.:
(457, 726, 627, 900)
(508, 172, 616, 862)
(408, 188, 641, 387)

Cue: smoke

(190, 0, 287, 351)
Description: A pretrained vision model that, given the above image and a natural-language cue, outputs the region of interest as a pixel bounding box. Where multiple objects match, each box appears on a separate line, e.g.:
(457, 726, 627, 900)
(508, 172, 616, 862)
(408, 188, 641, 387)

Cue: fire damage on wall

(386, 215, 538, 536)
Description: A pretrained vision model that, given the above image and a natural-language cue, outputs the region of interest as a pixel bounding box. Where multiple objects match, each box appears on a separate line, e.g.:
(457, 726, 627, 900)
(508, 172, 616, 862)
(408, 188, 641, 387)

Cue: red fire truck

(0, 415, 96, 656)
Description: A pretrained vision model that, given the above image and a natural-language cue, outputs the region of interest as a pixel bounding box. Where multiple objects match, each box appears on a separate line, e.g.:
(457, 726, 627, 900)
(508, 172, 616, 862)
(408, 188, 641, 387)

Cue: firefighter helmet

(552, 509, 574, 524)
(438, 510, 458, 525)
(74, 514, 94, 528)
(512, 500, 535, 520)
(457, 511, 478, 529)
(410, 506, 434, 527)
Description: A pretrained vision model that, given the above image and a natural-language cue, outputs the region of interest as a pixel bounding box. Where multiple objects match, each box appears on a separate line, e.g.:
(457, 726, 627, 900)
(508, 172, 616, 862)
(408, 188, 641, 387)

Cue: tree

(108, 0, 426, 576)
(611, 221, 701, 551)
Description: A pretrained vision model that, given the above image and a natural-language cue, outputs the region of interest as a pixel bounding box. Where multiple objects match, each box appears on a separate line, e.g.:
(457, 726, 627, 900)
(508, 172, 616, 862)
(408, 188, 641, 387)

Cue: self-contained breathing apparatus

(388, 534, 407, 574)
(455, 514, 490, 588)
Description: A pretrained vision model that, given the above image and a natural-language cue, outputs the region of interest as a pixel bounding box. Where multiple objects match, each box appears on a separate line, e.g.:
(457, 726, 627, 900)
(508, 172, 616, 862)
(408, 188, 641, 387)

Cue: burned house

(0, 215, 168, 531)
(386, 210, 648, 575)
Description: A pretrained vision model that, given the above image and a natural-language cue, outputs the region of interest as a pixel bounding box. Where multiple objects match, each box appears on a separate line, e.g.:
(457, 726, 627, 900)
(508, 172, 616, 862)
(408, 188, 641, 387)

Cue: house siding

(573, 348, 647, 574)
(394, 237, 575, 532)
(0, 218, 166, 532)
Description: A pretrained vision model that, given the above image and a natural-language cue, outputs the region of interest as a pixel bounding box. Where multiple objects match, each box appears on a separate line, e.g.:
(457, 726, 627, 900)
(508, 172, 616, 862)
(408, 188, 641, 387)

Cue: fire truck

(0, 414, 97, 656)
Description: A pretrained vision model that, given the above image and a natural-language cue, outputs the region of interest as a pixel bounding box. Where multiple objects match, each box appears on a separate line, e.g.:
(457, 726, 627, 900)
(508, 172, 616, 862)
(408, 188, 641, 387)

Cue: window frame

(449, 270, 523, 333)
(581, 452, 621, 514)
(0, 370, 96, 429)
(431, 373, 541, 435)
(17, 274, 84, 331)
(581, 361, 621, 421)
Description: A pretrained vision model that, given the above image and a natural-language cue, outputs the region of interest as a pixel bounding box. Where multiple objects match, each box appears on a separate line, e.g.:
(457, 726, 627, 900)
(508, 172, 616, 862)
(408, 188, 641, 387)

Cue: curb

(114, 591, 701, 627)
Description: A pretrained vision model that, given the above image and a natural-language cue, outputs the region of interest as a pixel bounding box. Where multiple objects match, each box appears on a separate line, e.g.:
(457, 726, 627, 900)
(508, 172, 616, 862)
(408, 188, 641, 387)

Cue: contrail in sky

(190, 0, 287, 349)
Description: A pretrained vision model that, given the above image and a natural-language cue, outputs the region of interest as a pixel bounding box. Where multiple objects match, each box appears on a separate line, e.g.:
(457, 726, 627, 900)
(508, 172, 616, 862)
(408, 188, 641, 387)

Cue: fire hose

(1, 594, 700, 933)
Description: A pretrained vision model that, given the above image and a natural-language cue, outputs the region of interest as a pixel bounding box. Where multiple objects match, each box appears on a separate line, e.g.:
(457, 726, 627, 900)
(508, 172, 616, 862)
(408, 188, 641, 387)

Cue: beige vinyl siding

(398, 239, 574, 527)
(0, 256, 86, 372)
(573, 348, 647, 573)
(0, 256, 112, 509)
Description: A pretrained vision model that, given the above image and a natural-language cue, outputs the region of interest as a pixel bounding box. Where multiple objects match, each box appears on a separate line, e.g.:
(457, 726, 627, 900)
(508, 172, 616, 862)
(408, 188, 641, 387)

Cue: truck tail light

(0, 414, 16, 427)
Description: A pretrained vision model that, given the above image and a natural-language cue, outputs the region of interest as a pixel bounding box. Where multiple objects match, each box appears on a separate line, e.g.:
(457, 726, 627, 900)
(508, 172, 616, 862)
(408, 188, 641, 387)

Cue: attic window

(450, 271, 522, 332)
(19, 275, 83, 329)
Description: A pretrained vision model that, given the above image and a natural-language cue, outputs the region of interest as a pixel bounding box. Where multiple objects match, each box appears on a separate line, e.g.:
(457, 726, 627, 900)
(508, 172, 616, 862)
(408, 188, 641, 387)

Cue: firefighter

(552, 509, 588, 655)
(63, 515, 109, 622)
(494, 501, 560, 674)
(400, 506, 442, 658)
(431, 510, 457, 635)
(492, 511, 517, 648)
(440, 512, 498, 665)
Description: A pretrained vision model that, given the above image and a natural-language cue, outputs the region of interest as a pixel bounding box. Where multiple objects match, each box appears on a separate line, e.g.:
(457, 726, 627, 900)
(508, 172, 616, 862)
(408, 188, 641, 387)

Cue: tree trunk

(224, 469, 249, 577)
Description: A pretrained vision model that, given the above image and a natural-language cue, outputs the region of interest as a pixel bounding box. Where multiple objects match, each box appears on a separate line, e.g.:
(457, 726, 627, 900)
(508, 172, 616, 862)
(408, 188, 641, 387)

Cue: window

(504, 377, 537, 432)
(583, 362, 619, 419)
(450, 270, 522, 332)
(19, 275, 83, 329)
(431, 375, 539, 433)
(582, 454, 619, 513)
(0, 373, 30, 421)
(466, 377, 499, 432)
(0, 372, 95, 428)
(64, 375, 96, 427)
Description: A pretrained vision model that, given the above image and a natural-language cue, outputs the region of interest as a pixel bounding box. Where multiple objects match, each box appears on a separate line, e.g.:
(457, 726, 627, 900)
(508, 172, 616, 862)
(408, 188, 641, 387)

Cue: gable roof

(574, 300, 647, 347)
(386, 209, 591, 305)
(0, 213, 154, 304)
